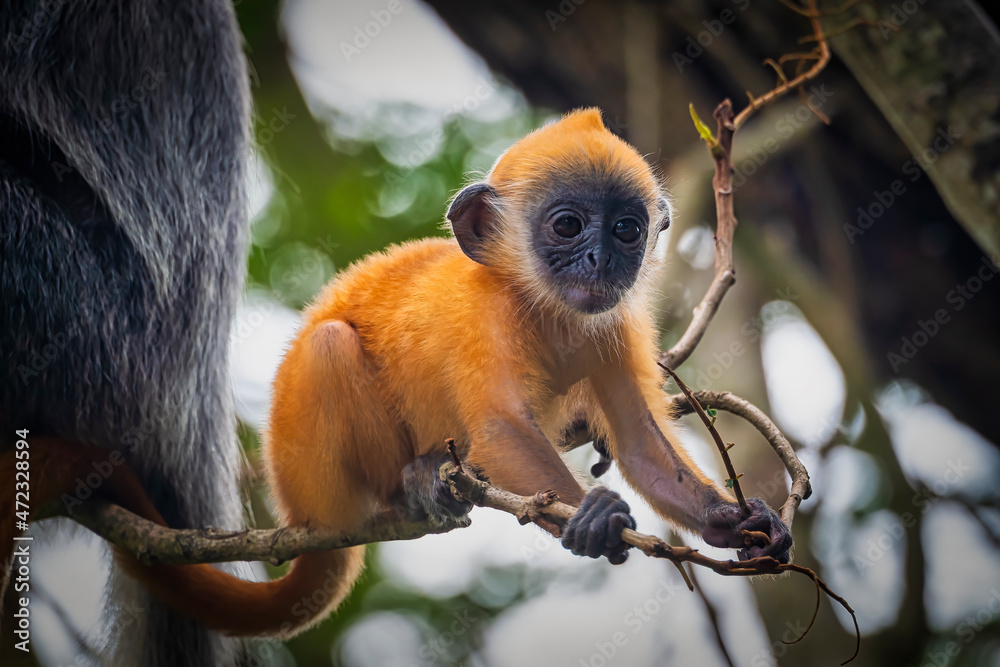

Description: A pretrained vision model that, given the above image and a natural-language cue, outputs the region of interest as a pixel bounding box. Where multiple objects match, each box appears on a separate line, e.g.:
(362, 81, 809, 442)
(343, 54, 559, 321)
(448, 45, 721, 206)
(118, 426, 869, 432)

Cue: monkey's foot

(703, 497, 793, 563)
(402, 453, 473, 528)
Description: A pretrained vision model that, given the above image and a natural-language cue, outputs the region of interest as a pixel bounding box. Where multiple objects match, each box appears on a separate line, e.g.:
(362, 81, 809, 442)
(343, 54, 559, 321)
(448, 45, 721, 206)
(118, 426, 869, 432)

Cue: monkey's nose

(586, 250, 611, 269)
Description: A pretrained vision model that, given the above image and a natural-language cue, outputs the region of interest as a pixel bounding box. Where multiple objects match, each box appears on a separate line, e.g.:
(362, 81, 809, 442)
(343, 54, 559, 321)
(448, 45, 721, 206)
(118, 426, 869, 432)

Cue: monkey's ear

(654, 196, 672, 234)
(448, 183, 499, 265)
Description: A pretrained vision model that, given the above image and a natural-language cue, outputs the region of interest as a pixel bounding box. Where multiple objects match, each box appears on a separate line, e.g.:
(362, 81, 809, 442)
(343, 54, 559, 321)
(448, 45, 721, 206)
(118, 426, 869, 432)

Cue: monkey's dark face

(531, 184, 650, 314)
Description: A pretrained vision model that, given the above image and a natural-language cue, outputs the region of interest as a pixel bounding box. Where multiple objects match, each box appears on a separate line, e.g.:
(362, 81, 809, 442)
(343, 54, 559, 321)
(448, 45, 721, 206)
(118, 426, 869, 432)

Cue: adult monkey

(0, 1, 251, 664)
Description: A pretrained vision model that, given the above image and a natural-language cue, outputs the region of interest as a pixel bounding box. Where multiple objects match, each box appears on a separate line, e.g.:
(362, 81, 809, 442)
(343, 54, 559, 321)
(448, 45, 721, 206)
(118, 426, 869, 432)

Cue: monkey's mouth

(561, 283, 620, 314)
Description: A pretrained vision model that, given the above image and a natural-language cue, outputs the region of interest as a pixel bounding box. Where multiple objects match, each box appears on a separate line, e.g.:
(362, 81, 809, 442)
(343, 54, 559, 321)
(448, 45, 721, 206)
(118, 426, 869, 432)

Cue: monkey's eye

(613, 218, 641, 243)
(553, 214, 583, 238)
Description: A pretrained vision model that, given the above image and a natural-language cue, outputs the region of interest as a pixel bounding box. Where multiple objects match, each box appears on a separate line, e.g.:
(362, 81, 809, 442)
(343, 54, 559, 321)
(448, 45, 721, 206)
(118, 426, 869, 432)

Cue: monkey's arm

(591, 362, 792, 562)
(464, 405, 635, 562)
(466, 410, 585, 505)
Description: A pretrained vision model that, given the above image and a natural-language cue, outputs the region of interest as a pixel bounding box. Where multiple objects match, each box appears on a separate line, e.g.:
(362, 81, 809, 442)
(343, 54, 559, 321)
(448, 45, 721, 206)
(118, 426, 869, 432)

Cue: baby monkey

(44, 109, 794, 638)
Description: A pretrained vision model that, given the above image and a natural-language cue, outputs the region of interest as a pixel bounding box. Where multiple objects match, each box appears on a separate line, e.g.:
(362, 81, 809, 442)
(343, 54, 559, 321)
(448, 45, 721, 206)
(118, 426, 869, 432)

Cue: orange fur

(3, 108, 729, 638)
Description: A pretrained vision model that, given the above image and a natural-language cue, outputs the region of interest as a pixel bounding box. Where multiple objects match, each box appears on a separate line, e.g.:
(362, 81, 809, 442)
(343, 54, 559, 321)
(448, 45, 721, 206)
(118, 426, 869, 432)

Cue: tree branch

(64, 502, 454, 566)
(53, 441, 855, 664)
(659, 0, 831, 371)
(666, 389, 813, 529)
(689, 565, 736, 667)
(659, 363, 751, 518)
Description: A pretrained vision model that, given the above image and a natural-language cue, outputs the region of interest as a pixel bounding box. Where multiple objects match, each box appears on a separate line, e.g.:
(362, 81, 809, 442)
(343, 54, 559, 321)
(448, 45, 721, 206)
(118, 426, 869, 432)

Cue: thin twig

(798, 16, 878, 42)
(659, 363, 749, 518)
(731, 0, 831, 129)
(658, 100, 738, 370)
(660, 0, 832, 371)
(778, 51, 823, 66)
(689, 565, 736, 667)
(763, 58, 790, 86)
(777, 0, 865, 18)
(799, 83, 832, 124)
(665, 390, 812, 529)
(784, 573, 822, 645)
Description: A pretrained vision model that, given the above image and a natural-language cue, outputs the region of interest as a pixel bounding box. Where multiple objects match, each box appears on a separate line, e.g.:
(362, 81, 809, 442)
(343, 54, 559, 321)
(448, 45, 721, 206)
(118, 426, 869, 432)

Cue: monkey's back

(296, 237, 540, 453)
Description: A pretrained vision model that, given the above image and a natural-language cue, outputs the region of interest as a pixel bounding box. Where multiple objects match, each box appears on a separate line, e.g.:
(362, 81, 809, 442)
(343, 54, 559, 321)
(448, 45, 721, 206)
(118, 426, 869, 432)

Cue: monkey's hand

(702, 497, 792, 563)
(402, 453, 473, 528)
(561, 487, 636, 565)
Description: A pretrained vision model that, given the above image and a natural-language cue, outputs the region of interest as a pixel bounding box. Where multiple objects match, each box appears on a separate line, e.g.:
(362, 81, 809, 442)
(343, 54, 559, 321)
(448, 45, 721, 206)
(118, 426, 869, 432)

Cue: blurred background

(32, 0, 1000, 665)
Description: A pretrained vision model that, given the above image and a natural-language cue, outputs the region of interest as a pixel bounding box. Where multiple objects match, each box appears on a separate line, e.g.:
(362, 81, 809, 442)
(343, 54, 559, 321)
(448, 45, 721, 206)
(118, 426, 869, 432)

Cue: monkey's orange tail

(116, 545, 365, 637)
(0, 437, 365, 637)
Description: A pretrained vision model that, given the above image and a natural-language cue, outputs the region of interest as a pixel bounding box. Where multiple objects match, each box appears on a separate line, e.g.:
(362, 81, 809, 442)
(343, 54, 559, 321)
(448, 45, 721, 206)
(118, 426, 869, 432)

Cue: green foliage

(688, 103, 717, 147)
(246, 105, 539, 309)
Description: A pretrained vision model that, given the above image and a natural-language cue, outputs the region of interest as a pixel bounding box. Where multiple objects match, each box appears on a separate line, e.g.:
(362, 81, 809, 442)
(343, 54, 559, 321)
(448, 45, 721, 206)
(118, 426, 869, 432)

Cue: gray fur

(1, 1, 252, 664)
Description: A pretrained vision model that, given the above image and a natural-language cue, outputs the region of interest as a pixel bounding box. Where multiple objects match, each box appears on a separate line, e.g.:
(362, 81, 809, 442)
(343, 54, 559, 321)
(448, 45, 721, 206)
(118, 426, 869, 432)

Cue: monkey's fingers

(602, 512, 635, 565)
(583, 507, 620, 558)
(607, 549, 630, 565)
(564, 490, 617, 555)
(561, 487, 609, 553)
(742, 529, 771, 547)
(563, 488, 635, 562)
(736, 498, 793, 563)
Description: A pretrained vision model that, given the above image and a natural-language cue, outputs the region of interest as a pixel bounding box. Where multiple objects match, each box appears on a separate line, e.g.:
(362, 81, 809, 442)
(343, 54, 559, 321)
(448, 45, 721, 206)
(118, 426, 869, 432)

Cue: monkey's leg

(558, 417, 613, 478)
(257, 319, 440, 634)
(400, 451, 472, 526)
(269, 320, 416, 521)
(289, 321, 471, 526)
(110, 320, 401, 637)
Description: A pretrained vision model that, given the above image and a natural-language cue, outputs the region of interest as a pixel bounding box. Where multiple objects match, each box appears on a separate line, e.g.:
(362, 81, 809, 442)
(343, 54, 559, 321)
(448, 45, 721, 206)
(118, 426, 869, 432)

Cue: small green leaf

(706, 406, 718, 418)
(689, 104, 717, 145)
(725, 442, 735, 451)
(725, 478, 735, 488)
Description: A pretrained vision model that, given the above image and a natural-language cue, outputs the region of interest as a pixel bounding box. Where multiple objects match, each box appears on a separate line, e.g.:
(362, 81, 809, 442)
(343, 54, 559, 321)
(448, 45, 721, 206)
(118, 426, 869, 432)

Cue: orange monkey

(3, 109, 791, 638)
